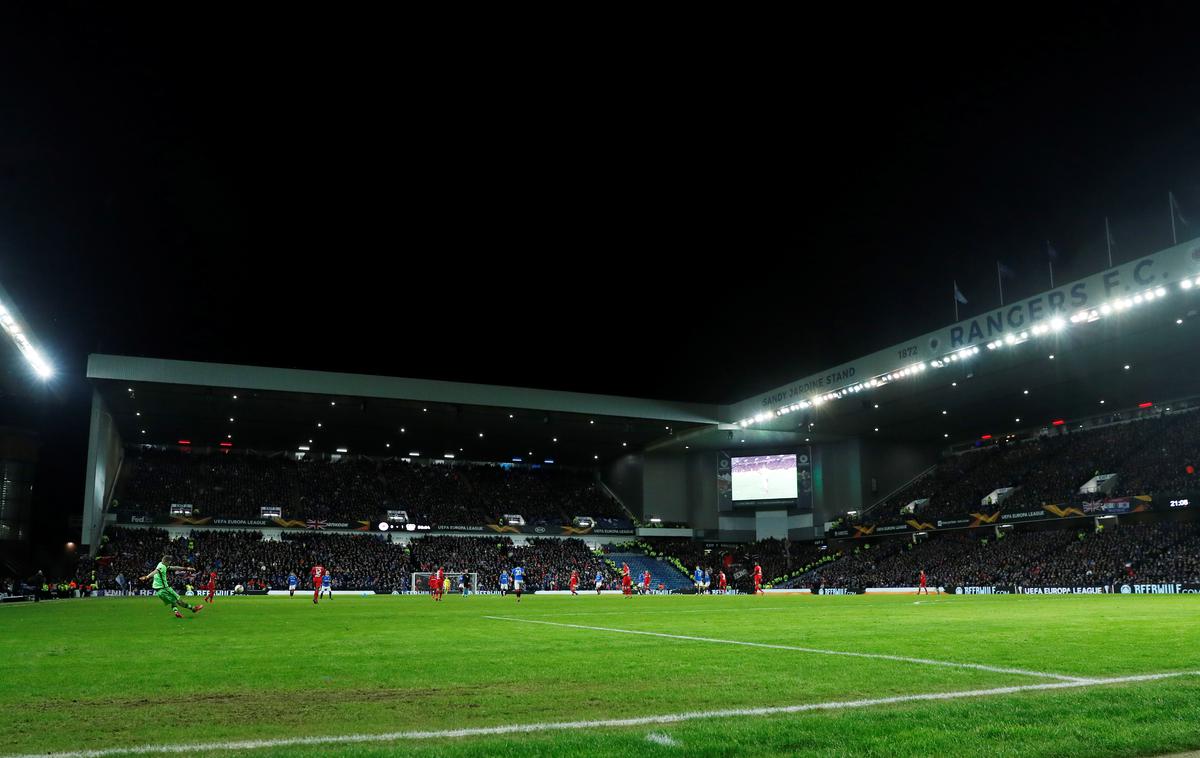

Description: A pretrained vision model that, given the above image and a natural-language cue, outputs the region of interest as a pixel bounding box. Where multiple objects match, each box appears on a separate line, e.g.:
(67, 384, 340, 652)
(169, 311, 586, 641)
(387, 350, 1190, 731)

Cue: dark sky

(2, 4, 1199, 559)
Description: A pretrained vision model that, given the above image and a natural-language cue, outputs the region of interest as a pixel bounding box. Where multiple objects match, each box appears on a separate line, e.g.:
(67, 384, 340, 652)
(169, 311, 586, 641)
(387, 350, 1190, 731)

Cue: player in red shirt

(310, 564, 325, 605)
(718, 570, 727, 594)
(568, 570, 579, 596)
(434, 567, 445, 602)
(204, 570, 218, 604)
(918, 569, 937, 595)
(641, 570, 651, 595)
(753, 563, 763, 595)
(621, 563, 632, 598)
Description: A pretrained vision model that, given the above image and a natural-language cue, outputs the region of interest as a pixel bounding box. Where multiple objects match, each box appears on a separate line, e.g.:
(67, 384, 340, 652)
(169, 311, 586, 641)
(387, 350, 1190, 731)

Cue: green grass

(1, 593, 1199, 757)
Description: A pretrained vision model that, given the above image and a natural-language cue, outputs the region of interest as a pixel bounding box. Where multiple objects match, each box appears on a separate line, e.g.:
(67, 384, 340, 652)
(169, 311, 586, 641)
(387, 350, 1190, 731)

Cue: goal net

(412, 572, 479, 594)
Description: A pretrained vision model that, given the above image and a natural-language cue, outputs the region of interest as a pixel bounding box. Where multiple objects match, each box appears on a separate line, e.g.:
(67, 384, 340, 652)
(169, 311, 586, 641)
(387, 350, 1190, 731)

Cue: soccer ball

(233, 584, 245, 594)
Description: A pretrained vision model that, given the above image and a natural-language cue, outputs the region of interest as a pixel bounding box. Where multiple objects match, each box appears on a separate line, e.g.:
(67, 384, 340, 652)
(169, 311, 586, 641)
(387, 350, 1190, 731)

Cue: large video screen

(731, 454, 798, 501)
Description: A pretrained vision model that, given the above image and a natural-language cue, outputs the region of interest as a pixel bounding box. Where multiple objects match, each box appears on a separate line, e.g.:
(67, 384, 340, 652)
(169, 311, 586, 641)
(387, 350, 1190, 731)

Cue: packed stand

(864, 410, 1200, 525)
(115, 448, 627, 526)
(793, 521, 1200, 589)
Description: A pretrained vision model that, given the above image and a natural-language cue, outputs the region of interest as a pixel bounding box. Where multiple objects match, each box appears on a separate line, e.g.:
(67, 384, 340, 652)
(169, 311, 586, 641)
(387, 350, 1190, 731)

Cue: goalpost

(412, 572, 479, 594)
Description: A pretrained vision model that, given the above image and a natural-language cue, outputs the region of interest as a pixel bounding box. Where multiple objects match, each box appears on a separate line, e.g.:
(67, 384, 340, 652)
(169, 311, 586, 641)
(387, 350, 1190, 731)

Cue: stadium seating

(604, 552, 692, 591)
(114, 448, 628, 526)
(865, 408, 1200, 524)
(786, 520, 1200, 589)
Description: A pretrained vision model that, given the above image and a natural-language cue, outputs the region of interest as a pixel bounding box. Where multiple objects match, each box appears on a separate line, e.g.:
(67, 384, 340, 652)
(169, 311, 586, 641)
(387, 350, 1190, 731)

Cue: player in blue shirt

(594, 569, 605, 595)
(320, 570, 333, 601)
(512, 565, 525, 603)
(287, 572, 299, 598)
(458, 573, 468, 597)
(693, 566, 704, 594)
(499, 570, 510, 597)
(703, 569, 712, 595)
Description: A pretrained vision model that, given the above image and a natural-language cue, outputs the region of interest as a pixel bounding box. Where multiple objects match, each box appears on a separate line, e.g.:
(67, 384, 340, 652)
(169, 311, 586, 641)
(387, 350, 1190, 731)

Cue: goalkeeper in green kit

(140, 554, 204, 619)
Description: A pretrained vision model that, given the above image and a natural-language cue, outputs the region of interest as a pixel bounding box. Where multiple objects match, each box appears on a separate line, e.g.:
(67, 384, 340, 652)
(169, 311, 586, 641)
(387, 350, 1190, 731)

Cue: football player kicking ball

(140, 555, 203, 619)
(311, 563, 325, 605)
(568, 570, 579, 596)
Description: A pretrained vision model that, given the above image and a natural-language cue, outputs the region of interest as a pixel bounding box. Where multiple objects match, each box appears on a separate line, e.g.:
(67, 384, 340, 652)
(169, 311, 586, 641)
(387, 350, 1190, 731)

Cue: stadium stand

(785, 520, 1200, 589)
(603, 552, 692, 592)
(114, 448, 628, 526)
(863, 408, 1200, 524)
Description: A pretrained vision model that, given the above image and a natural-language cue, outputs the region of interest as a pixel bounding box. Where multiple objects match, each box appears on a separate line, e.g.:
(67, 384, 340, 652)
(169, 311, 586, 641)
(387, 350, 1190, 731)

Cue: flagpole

(953, 280, 959, 321)
(996, 262, 1004, 306)
(1105, 217, 1113, 268)
(1171, 192, 1178, 246)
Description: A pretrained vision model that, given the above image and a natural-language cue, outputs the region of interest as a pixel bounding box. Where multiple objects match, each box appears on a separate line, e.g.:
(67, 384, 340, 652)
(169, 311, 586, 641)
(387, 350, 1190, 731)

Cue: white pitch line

(4, 671, 1194, 758)
(484, 616, 1092, 682)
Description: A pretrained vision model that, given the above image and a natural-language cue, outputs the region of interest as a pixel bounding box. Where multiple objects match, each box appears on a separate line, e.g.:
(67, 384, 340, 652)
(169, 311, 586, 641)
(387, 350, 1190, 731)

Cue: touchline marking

(484, 616, 1092, 682)
(5, 671, 1195, 758)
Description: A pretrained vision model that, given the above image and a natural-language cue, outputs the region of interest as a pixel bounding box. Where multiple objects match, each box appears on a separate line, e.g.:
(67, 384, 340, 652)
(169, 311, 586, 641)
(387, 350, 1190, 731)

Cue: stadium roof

(85, 354, 721, 464)
(727, 240, 1200, 445)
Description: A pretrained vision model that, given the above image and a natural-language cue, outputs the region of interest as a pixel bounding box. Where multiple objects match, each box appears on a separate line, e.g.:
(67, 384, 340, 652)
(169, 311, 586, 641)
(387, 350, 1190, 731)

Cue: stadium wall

(811, 440, 937, 528)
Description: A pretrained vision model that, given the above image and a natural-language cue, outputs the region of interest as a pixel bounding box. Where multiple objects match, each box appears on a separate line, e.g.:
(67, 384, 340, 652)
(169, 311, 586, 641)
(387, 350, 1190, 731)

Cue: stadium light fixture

(136, 412, 141, 416)
(1049, 354, 1055, 359)
(226, 434, 232, 439)
(409, 452, 420, 457)
(1015, 418, 1021, 423)
(479, 432, 484, 438)
(336, 448, 348, 453)
(140, 429, 146, 434)
(544, 459, 555, 464)
(941, 410, 947, 415)
(1099, 400, 1105, 404)
(1023, 389, 1029, 395)
(553, 437, 558, 442)
(1183, 279, 1194, 290)
(444, 453, 455, 459)
(423, 408, 427, 412)
(593, 454, 598, 460)
(298, 446, 310, 451)
(386, 443, 391, 448)
(401, 428, 406, 433)
(874, 427, 879, 432)
(317, 422, 322, 428)
(229, 417, 234, 422)
(1178, 319, 1184, 325)
(0, 301, 54, 379)
(1124, 364, 1131, 370)
(233, 395, 238, 399)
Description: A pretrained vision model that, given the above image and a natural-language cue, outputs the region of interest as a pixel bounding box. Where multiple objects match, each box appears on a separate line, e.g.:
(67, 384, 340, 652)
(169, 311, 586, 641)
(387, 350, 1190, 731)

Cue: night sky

(1, 5, 1198, 560)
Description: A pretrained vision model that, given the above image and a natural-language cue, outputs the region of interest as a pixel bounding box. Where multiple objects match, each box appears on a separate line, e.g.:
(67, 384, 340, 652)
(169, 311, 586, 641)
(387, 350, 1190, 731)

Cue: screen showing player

(731, 454, 798, 501)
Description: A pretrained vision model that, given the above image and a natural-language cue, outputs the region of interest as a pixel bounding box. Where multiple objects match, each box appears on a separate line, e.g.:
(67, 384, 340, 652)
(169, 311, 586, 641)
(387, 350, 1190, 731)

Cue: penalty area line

(5, 671, 1196, 758)
(483, 615, 1092, 682)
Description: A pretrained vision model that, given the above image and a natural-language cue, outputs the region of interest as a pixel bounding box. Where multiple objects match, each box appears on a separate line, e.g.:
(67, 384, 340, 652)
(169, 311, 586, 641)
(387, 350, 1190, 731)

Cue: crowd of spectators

(74, 527, 620, 593)
(115, 448, 626, 526)
(865, 410, 1200, 524)
(790, 521, 1200, 589)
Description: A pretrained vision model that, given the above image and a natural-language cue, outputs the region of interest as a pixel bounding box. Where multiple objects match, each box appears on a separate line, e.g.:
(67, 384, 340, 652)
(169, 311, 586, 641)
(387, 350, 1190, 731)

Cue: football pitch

(1, 593, 1199, 757)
